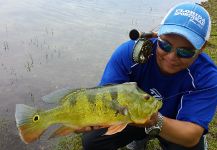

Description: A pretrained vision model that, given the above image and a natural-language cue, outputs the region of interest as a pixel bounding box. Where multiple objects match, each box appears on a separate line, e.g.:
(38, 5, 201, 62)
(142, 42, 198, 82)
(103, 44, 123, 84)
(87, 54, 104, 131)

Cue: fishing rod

(129, 29, 158, 40)
(159, 84, 217, 102)
(129, 29, 217, 101)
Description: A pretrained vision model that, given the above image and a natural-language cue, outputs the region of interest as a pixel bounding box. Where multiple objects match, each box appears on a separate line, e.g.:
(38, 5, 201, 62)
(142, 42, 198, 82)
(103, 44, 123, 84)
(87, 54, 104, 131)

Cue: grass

(202, 1, 217, 149)
(54, 134, 83, 150)
(207, 114, 217, 150)
(55, 0, 217, 149)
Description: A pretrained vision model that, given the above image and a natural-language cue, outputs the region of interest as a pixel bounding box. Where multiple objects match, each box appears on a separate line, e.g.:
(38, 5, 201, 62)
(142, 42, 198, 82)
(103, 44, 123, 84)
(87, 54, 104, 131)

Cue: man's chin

(160, 66, 180, 75)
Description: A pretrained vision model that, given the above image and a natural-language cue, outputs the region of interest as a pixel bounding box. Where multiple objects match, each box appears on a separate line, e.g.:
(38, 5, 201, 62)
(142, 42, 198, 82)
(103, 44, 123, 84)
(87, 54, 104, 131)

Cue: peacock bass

(15, 82, 162, 144)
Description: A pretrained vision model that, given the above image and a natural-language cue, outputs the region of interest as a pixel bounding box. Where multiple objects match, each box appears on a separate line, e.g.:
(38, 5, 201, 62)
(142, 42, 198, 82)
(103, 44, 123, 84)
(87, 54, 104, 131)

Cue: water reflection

(0, 0, 204, 149)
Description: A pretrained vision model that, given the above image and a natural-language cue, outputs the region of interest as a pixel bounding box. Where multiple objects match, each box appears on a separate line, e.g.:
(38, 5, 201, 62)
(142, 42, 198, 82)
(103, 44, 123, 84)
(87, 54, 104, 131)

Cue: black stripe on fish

(110, 91, 118, 101)
(108, 86, 118, 101)
(111, 99, 128, 116)
(68, 89, 85, 106)
(88, 94, 96, 104)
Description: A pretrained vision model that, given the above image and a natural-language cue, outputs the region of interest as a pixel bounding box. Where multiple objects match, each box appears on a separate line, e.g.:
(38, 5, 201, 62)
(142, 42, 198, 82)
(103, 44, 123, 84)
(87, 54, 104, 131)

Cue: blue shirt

(99, 39, 217, 134)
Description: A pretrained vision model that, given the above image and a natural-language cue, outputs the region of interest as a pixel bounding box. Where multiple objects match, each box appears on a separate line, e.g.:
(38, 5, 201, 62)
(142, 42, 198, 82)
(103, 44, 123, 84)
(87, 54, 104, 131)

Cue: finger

(76, 126, 93, 133)
(80, 126, 106, 131)
(93, 126, 105, 130)
(144, 116, 157, 127)
(150, 113, 158, 120)
(85, 126, 92, 131)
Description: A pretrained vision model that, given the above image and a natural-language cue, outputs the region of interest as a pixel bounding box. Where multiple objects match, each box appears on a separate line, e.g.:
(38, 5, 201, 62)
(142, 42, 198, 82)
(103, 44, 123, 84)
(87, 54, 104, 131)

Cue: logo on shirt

(150, 88, 163, 99)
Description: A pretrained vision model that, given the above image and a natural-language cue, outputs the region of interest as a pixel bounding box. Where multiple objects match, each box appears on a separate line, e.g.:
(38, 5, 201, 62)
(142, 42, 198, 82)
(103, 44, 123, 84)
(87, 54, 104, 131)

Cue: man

(82, 2, 217, 150)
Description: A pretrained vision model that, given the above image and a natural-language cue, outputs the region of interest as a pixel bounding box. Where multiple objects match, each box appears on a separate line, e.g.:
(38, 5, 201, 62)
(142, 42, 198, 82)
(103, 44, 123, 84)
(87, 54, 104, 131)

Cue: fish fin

(15, 104, 47, 144)
(42, 88, 75, 104)
(123, 82, 137, 86)
(49, 125, 76, 139)
(111, 100, 128, 116)
(104, 123, 128, 135)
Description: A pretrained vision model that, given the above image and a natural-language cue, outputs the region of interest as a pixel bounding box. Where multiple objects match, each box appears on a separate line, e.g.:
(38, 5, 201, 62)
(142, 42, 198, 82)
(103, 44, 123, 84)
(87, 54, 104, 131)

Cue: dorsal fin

(110, 99, 128, 116)
(123, 82, 137, 86)
(42, 88, 78, 104)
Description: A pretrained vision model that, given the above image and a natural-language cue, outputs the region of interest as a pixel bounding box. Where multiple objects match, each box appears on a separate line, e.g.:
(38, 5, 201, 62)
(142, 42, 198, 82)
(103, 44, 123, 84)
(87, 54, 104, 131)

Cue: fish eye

(33, 115, 40, 122)
(144, 94, 150, 100)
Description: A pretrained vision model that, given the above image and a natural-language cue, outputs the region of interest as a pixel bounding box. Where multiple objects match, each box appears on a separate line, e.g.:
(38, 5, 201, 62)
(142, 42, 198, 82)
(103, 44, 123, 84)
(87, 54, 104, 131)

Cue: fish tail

(15, 104, 47, 144)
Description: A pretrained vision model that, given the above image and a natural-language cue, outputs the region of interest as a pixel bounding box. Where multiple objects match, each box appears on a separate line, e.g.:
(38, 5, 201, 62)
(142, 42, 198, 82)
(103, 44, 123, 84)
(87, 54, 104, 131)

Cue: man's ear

(201, 41, 207, 51)
(197, 41, 207, 55)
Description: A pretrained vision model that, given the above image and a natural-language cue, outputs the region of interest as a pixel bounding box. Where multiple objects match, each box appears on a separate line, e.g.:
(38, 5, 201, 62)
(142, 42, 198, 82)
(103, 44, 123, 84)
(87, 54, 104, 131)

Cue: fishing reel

(129, 29, 157, 64)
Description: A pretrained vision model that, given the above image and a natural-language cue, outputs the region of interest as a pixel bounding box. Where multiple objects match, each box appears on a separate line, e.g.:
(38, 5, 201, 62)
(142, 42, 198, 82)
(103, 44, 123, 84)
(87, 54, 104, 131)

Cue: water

(0, 0, 204, 149)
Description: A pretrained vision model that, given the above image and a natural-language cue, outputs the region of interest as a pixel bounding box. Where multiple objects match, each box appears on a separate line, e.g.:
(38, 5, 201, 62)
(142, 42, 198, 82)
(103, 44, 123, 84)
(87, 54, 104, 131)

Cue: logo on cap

(174, 9, 205, 29)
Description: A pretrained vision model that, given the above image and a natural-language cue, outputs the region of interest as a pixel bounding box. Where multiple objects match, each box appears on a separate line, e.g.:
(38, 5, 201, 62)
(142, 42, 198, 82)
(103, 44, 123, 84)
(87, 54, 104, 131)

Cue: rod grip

(129, 29, 158, 40)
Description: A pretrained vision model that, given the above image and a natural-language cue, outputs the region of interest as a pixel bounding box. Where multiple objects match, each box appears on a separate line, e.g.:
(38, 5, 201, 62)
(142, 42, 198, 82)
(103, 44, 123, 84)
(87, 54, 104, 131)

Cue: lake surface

(0, 0, 204, 149)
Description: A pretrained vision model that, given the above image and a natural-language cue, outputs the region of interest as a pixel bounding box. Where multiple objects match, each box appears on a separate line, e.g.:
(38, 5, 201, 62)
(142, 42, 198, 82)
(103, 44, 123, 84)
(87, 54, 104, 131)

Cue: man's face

(156, 34, 201, 75)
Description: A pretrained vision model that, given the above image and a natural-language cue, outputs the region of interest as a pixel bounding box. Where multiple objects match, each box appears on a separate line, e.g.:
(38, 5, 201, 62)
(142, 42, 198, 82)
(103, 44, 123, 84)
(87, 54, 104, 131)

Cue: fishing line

(159, 84, 217, 101)
(128, 29, 217, 102)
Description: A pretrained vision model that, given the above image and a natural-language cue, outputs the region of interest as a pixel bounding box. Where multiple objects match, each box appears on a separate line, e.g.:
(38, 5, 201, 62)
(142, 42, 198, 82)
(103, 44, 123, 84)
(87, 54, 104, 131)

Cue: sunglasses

(157, 38, 198, 58)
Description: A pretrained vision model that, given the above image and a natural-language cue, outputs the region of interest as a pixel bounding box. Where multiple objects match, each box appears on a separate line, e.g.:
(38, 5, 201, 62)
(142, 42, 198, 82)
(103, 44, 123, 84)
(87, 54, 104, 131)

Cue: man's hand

(129, 94, 159, 128)
(129, 112, 158, 128)
(74, 126, 108, 133)
(73, 113, 158, 133)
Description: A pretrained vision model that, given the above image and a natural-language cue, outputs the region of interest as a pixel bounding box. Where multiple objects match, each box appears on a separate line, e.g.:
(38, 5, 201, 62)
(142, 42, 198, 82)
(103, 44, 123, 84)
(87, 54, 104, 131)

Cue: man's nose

(166, 48, 179, 59)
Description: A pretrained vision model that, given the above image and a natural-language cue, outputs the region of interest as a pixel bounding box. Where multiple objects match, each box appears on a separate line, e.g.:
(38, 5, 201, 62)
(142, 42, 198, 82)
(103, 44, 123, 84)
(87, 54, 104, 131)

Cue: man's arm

(74, 113, 204, 148)
(159, 116, 204, 147)
(131, 112, 204, 148)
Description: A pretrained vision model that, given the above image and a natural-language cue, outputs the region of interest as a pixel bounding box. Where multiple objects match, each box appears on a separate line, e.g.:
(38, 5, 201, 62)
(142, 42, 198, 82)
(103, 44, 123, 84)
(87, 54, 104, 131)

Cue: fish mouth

(133, 118, 149, 124)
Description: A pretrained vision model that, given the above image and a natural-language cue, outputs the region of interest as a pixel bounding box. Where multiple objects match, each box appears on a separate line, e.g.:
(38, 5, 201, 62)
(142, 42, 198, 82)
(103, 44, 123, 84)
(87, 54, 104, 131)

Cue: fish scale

(15, 82, 162, 144)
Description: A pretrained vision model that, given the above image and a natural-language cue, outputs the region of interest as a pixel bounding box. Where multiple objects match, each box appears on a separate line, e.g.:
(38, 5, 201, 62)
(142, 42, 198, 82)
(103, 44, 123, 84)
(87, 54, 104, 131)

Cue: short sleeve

(99, 40, 135, 86)
(176, 85, 217, 133)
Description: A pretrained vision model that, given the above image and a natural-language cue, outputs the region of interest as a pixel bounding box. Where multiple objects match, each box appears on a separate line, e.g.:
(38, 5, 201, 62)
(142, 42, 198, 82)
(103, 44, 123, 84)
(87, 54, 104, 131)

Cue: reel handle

(129, 29, 158, 40)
